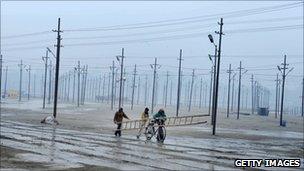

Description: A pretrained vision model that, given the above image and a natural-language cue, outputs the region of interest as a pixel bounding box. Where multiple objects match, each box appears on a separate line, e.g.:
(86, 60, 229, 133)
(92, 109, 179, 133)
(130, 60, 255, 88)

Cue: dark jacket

(114, 111, 129, 123)
(153, 110, 166, 121)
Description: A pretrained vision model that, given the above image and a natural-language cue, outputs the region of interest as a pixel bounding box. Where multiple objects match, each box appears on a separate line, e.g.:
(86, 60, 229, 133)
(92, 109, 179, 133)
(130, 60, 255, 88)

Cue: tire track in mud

(1, 124, 229, 170)
(1, 120, 303, 170)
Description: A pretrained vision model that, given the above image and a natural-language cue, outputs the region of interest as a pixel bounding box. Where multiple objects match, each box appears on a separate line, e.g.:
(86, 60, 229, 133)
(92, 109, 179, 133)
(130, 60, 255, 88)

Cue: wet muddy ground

(1, 99, 303, 170)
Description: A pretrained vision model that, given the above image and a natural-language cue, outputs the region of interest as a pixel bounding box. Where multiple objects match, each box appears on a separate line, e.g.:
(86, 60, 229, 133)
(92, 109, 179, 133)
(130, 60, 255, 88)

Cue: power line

(2, 24, 302, 50)
(62, 24, 303, 47)
(63, 2, 302, 32)
(2, 31, 52, 39)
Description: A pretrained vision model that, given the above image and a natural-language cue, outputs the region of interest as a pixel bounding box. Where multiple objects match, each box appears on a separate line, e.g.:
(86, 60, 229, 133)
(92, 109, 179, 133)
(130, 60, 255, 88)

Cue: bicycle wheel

(145, 124, 154, 140)
(156, 126, 166, 143)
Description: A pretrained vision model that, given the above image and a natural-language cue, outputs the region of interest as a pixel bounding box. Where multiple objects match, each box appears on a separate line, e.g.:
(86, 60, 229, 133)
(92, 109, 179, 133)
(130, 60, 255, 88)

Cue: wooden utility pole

(67, 71, 71, 102)
(111, 61, 116, 110)
(144, 74, 148, 106)
(176, 49, 183, 117)
(117, 48, 125, 109)
(226, 64, 232, 118)
(52, 18, 62, 118)
(237, 61, 245, 119)
(170, 80, 173, 106)
(48, 61, 52, 104)
(188, 69, 195, 111)
(275, 73, 279, 118)
(18, 60, 24, 102)
(199, 77, 203, 109)
(208, 67, 213, 115)
(251, 74, 254, 114)
(212, 18, 224, 135)
(151, 58, 160, 114)
(301, 46, 303, 117)
(75, 61, 81, 107)
(26, 65, 31, 100)
(278, 55, 293, 126)
(98, 75, 101, 102)
(231, 73, 236, 112)
(131, 64, 137, 110)
(83, 65, 88, 104)
(42, 50, 49, 108)
(0, 55, 2, 104)
(4, 66, 8, 99)
(137, 76, 140, 105)
(165, 71, 169, 107)
(102, 74, 106, 103)
(72, 67, 76, 103)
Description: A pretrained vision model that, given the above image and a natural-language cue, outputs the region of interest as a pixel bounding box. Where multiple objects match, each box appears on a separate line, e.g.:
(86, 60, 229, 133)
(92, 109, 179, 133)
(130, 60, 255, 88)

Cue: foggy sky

(1, 1, 303, 108)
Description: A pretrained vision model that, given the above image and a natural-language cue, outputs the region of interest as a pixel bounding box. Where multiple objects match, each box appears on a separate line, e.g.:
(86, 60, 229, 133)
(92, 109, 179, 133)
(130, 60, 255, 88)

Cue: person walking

(136, 107, 149, 139)
(113, 108, 130, 137)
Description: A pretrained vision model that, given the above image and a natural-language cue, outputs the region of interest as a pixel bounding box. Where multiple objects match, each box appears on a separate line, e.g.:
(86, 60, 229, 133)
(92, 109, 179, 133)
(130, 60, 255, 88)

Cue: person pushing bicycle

(153, 109, 167, 126)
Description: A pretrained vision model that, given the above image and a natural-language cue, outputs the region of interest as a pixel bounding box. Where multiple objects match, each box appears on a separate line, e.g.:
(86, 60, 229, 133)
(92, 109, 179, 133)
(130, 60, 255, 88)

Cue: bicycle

(144, 118, 166, 143)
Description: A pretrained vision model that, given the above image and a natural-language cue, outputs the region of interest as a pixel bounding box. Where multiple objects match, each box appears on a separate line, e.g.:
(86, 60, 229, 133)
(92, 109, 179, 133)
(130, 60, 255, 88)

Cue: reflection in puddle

(50, 125, 57, 162)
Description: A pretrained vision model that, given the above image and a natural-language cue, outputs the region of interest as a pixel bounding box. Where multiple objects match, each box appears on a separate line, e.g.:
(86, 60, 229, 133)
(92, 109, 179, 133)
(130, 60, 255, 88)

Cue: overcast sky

(1, 1, 303, 107)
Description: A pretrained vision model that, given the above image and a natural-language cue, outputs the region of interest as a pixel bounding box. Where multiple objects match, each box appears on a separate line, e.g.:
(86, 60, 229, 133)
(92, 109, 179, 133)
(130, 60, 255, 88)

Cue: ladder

(121, 114, 209, 130)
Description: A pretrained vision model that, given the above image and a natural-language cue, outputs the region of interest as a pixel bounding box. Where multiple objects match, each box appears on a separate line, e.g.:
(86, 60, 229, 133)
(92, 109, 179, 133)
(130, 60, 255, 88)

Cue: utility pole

(117, 48, 124, 109)
(102, 74, 106, 103)
(83, 65, 88, 104)
(26, 65, 31, 100)
(80, 67, 85, 104)
(188, 69, 195, 111)
(33, 74, 36, 98)
(301, 77, 304, 117)
(4, 66, 8, 99)
(278, 55, 293, 126)
(122, 69, 126, 106)
(0, 55, 2, 104)
(64, 73, 67, 101)
(251, 74, 254, 114)
(52, 18, 62, 118)
(107, 72, 111, 104)
(210, 46, 217, 125)
(67, 71, 71, 102)
(75, 61, 81, 107)
(137, 76, 140, 105)
(237, 61, 246, 120)
(208, 67, 213, 115)
(275, 73, 279, 118)
(18, 60, 24, 102)
(151, 58, 160, 114)
(111, 61, 116, 110)
(212, 18, 224, 135)
(231, 73, 236, 112)
(114, 69, 118, 105)
(131, 64, 137, 110)
(144, 74, 148, 106)
(199, 77, 203, 109)
(170, 80, 173, 105)
(176, 49, 183, 117)
(48, 61, 52, 104)
(165, 71, 169, 108)
(226, 64, 232, 118)
(42, 50, 49, 108)
(98, 75, 101, 102)
(72, 67, 75, 102)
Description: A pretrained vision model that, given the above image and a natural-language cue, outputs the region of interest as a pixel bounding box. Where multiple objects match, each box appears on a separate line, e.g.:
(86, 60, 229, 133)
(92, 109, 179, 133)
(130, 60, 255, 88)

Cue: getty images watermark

(234, 159, 302, 168)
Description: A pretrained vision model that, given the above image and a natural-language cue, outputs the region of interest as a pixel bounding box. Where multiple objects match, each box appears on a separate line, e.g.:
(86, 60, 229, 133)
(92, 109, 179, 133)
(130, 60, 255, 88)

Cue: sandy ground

(0, 98, 303, 170)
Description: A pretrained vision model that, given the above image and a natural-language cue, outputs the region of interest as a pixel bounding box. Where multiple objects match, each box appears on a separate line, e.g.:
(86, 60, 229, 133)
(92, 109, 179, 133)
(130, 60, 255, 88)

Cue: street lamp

(47, 47, 56, 59)
(208, 34, 214, 43)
